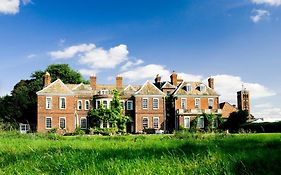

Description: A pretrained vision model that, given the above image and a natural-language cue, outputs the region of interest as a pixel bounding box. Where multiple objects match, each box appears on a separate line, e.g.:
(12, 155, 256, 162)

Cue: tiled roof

(174, 81, 219, 96)
(135, 81, 165, 96)
(37, 79, 73, 95)
(161, 81, 176, 89)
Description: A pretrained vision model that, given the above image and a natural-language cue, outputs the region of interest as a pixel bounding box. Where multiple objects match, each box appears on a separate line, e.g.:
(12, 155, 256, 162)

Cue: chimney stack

(43, 72, 51, 87)
(116, 75, 123, 91)
(90, 75, 97, 90)
(208, 77, 214, 89)
(170, 71, 178, 86)
(155, 74, 161, 84)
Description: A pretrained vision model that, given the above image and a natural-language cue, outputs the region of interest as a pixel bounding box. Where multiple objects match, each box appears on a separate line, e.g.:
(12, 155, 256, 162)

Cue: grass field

(0, 132, 280, 175)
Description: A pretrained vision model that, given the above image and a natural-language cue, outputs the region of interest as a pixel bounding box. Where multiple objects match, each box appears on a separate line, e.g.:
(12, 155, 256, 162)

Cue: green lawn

(0, 132, 280, 175)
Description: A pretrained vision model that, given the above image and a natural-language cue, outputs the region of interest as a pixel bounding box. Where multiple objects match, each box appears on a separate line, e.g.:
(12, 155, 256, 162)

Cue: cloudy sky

(0, 0, 281, 119)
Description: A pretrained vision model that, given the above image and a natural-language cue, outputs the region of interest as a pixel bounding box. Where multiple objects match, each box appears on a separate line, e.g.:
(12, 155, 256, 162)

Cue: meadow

(0, 132, 280, 175)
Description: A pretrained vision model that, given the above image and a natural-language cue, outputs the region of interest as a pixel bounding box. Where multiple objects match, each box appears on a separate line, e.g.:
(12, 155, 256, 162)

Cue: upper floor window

(100, 90, 109, 95)
(127, 100, 133, 110)
(199, 84, 206, 92)
(103, 100, 108, 108)
(153, 98, 159, 109)
(186, 84, 192, 91)
(195, 98, 200, 109)
(77, 100, 82, 110)
(85, 100, 90, 110)
(46, 97, 52, 109)
(181, 98, 187, 109)
(208, 98, 214, 109)
(59, 97, 66, 109)
(142, 98, 148, 109)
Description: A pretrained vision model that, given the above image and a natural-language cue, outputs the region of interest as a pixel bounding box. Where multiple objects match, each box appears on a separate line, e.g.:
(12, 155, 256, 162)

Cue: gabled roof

(120, 84, 138, 96)
(161, 81, 176, 89)
(37, 79, 74, 95)
(173, 81, 219, 96)
(135, 81, 165, 96)
(72, 83, 92, 91)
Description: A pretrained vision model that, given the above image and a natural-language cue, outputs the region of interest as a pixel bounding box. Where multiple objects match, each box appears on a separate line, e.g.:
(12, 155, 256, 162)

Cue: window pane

(153, 118, 159, 129)
(46, 118, 52, 129)
(143, 118, 148, 129)
(81, 118, 87, 129)
(198, 117, 204, 128)
(127, 101, 133, 110)
(46, 98, 52, 109)
(184, 117, 190, 128)
(85, 101, 89, 110)
(153, 99, 159, 109)
(78, 101, 82, 110)
(181, 99, 187, 109)
(60, 98, 66, 109)
(102, 121, 108, 128)
(142, 99, 148, 109)
(60, 118, 66, 129)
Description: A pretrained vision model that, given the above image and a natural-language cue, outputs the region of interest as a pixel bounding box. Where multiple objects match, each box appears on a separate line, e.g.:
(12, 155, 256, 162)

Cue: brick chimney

(170, 71, 177, 86)
(208, 77, 214, 89)
(116, 75, 123, 91)
(90, 75, 97, 90)
(43, 72, 51, 87)
(155, 74, 161, 84)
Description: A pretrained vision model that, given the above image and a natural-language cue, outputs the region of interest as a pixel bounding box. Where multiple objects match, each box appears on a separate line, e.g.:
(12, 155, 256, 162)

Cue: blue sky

(0, 0, 281, 119)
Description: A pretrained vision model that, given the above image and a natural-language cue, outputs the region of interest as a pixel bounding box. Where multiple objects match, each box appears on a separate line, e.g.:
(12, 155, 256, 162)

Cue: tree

(223, 110, 249, 133)
(87, 89, 131, 133)
(0, 64, 87, 130)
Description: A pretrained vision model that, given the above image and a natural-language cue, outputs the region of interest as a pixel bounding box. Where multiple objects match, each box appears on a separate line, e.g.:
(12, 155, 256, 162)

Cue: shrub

(74, 127, 85, 135)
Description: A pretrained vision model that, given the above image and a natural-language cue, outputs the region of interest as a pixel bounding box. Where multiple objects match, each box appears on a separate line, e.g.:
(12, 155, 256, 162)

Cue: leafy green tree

(223, 110, 249, 132)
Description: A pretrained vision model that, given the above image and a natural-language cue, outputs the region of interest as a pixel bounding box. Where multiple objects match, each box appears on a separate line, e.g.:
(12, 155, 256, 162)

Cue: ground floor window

(80, 118, 87, 129)
(184, 116, 190, 128)
(59, 117, 66, 129)
(198, 116, 204, 129)
(45, 117, 52, 129)
(142, 117, 148, 129)
(153, 117, 159, 129)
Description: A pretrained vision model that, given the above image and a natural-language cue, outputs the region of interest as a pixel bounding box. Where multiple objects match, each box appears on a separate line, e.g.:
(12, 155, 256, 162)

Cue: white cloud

(22, 0, 31, 5)
(120, 64, 170, 81)
(250, 9, 270, 23)
(79, 44, 129, 69)
(121, 59, 144, 71)
(79, 69, 96, 76)
(177, 73, 203, 82)
(205, 74, 276, 103)
(254, 103, 281, 118)
(27, 54, 36, 59)
(49, 43, 96, 59)
(0, 0, 20, 14)
(251, 0, 281, 6)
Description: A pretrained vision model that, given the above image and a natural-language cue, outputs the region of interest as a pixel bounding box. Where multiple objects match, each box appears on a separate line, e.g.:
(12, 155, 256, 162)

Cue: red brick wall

(176, 97, 219, 110)
(134, 96, 165, 132)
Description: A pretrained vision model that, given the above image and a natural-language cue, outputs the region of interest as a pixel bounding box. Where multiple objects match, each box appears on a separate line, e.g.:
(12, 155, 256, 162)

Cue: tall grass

(0, 131, 280, 174)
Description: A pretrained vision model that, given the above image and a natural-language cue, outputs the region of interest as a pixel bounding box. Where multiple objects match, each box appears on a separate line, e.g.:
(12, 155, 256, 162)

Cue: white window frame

(120, 100, 125, 110)
(195, 98, 200, 109)
(184, 116, 190, 128)
(181, 98, 187, 109)
(153, 117, 159, 129)
(59, 117, 66, 129)
(102, 120, 108, 128)
(77, 100, 83, 110)
(46, 97, 52, 109)
(45, 117, 52, 129)
(142, 117, 149, 129)
(142, 98, 148, 109)
(96, 100, 101, 109)
(127, 100, 133, 110)
(208, 98, 214, 109)
(198, 116, 204, 129)
(103, 100, 108, 108)
(186, 84, 192, 91)
(153, 98, 159, 109)
(85, 100, 90, 110)
(80, 117, 87, 129)
(199, 84, 206, 92)
(59, 97, 66, 109)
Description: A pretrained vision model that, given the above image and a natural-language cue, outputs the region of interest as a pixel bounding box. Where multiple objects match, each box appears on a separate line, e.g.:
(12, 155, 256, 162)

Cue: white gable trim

(123, 84, 136, 92)
(135, 80, 165, 96)
(161, 81, 176, 89)
(173, 81, 186, 95)
(36, 79, 74, 95)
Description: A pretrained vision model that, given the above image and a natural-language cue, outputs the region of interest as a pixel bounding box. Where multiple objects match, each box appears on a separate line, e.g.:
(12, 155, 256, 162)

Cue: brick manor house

(36, 71, 248, 133)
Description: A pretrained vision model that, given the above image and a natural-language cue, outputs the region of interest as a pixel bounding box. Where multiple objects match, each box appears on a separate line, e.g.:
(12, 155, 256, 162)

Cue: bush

(143, 128, 156, 134)
(74, 127, 85, 135)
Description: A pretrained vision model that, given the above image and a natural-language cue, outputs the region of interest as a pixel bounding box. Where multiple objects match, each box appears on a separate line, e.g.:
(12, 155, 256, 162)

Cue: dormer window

(186, 84, 192, 91)
(100, 90, 109, 95)
(199, 84, 206, 92)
